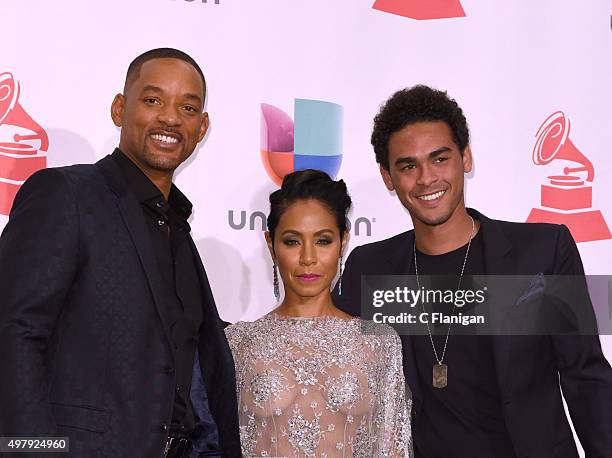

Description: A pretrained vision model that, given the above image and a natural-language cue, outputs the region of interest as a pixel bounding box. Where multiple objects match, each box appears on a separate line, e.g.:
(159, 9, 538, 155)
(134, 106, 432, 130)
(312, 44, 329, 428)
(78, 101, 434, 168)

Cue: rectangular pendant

(433, 363, 448, 388)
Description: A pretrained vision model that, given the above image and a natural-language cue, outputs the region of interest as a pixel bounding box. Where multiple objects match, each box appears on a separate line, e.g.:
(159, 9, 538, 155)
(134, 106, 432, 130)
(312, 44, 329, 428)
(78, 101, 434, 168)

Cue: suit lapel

(386, 231, 414, 275)
(95, 155, 174, 352)
(384, 231, 424, 408)
(469, 208, 516, 399)
(187, 237, 216, 327)
(472, 209, 514, 276)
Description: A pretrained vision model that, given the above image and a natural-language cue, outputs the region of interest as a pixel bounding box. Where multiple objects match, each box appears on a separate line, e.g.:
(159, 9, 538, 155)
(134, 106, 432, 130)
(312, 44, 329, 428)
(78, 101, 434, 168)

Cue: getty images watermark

(360, 275, 612, 336)
(371, 285, 487, 326)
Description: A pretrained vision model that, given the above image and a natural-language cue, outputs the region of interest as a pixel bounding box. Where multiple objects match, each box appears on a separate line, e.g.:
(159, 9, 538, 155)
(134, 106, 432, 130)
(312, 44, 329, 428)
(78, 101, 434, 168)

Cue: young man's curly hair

(371, 85, 470, 169)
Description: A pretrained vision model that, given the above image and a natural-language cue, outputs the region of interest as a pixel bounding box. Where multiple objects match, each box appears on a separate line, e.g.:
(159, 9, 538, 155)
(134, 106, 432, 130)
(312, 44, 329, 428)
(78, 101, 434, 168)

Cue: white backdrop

(1, 1, 611, 442)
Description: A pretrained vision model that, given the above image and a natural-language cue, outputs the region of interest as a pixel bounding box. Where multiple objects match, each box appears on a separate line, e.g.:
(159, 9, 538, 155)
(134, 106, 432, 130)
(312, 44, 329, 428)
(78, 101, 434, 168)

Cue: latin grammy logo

(0, 72, 48, 216)
(372, 0, 465, 20)
(527, 111, 611, 243)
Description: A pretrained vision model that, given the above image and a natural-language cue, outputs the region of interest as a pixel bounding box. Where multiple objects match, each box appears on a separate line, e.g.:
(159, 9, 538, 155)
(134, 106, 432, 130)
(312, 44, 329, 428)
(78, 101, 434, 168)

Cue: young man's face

(111, 57, 208, 177)
(380, 121, 472, 228)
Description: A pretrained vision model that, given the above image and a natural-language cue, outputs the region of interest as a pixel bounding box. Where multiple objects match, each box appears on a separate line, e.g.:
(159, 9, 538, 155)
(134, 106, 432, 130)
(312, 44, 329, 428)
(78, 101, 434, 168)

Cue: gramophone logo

(372, 0, 465, 20)
(0, 72, 49, 216)
(527, 111, 611, 243)
(260, 99, 343, 186)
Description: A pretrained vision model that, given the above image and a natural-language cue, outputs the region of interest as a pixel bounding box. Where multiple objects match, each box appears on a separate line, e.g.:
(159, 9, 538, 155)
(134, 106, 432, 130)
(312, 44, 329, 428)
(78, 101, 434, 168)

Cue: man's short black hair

(371, 85, 469, 169)
(124, 47, 207, 101)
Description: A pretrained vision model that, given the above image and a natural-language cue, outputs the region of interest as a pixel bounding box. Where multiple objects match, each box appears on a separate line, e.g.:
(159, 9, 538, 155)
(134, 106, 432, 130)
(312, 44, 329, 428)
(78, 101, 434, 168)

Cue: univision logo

(228, 210, 376, 237)
(227, 98, 376, 237)
(260, 98, 343, 186)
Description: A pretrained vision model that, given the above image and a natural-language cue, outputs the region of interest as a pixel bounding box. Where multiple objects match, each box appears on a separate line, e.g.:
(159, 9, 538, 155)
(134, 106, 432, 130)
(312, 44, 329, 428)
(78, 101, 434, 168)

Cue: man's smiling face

(111, 57, 208, 177)
(380, 120, 472, 227)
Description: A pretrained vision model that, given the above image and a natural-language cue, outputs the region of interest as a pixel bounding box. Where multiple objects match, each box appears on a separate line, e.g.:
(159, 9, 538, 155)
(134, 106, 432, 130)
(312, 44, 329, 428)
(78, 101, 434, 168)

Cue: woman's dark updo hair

(267, 169, 352, 243)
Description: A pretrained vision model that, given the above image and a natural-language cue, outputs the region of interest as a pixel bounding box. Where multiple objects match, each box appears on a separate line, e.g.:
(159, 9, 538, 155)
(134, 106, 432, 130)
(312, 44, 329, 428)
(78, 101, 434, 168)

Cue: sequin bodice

(225, 314, 412, 457)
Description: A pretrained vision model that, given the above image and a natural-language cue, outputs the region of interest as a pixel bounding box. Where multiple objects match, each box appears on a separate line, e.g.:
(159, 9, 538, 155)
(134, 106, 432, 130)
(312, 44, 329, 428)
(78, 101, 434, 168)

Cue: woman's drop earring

(338, 256, 344, 296)
(273, 263, 280, 301)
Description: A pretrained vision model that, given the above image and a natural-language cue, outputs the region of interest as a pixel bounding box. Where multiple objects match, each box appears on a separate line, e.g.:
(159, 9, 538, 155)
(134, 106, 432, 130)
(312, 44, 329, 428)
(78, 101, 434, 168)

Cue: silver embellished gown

(225, 314, 412, 457)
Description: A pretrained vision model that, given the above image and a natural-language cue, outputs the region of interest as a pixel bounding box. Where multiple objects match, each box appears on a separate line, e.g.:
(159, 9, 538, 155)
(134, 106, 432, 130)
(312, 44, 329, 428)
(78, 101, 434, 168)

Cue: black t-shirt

(411, 229, 517, 458)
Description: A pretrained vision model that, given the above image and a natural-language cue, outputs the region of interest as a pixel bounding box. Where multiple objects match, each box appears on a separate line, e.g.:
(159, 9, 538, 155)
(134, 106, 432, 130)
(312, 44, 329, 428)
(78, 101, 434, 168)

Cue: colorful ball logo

(260, 99, 343, 186)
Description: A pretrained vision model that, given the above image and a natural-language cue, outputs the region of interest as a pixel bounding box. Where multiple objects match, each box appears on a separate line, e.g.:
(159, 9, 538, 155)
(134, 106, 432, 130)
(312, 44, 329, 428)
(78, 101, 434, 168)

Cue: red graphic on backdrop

(372, 0, 465, 20)
(527, 111, 611, 243)
(0, 72, 48, 216)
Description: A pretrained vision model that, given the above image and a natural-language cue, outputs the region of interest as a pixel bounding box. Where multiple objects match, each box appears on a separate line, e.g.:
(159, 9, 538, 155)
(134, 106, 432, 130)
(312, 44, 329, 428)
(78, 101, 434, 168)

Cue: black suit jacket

(334, 209, 612, 458)
(0, 156, 241, 457)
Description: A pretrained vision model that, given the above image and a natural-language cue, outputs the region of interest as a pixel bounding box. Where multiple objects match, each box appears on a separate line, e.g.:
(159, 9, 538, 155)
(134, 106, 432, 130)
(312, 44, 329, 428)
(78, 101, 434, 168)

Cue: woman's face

(267, 198, 346, 301)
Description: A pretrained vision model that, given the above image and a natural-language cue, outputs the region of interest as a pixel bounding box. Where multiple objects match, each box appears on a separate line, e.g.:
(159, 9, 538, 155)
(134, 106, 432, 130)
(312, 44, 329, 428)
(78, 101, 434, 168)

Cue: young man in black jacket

(334, 85, 612, 458)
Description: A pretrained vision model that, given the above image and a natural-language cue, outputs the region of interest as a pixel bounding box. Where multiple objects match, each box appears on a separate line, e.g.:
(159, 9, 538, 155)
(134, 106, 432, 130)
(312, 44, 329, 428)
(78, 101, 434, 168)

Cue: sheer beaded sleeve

(375, 331, 412, 457)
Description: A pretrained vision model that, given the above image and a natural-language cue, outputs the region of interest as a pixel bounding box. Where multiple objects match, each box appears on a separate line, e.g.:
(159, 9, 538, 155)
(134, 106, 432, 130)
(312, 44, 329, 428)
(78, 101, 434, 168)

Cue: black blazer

(334, 209, 612, 458)
(0, 156, 241, 457)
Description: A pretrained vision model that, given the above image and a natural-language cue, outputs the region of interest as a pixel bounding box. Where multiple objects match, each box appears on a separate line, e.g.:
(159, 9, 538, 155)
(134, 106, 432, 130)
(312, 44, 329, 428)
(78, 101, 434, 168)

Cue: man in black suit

(0, 48, 240, 457)
(334, 85, 612, 457)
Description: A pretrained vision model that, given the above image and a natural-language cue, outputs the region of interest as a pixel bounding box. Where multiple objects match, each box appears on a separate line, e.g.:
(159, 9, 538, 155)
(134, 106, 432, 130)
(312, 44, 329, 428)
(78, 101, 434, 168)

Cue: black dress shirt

(111, 149, 204, 433)
(411, 229, 517, 458)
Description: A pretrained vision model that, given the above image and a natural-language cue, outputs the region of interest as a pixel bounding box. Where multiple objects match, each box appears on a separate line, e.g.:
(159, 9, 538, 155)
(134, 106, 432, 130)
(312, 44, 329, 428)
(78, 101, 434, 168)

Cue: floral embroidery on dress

(250, 368, 287, 409)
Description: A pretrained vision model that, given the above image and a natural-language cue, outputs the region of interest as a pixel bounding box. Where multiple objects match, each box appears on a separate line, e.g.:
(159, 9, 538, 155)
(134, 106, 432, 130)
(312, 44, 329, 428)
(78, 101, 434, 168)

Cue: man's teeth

(419, 190, 445, 201)
(151, 134, 179, 144)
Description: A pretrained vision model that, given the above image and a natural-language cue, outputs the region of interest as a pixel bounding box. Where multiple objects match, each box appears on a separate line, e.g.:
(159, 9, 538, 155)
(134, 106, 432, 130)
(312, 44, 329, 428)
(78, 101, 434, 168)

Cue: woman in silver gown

(226, 170, 412, 457)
